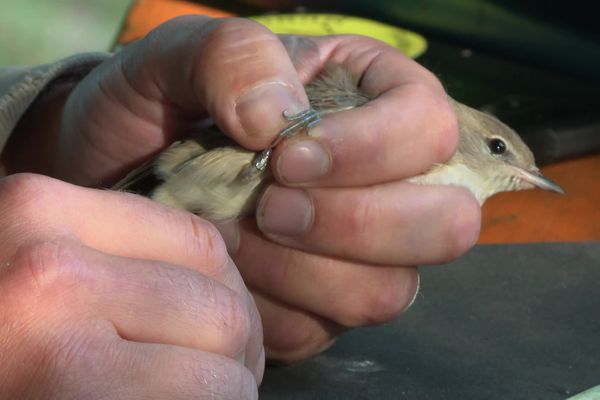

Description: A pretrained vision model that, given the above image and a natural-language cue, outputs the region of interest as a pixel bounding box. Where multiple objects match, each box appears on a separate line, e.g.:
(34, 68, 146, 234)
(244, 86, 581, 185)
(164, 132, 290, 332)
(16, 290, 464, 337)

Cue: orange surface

(479, 153, 600, 243)
(118, 0, 234, 45)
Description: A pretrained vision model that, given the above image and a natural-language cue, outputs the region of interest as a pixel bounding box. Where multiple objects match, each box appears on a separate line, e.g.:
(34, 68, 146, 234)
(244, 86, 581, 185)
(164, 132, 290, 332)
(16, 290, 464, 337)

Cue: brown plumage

(113, 66, 563, 220)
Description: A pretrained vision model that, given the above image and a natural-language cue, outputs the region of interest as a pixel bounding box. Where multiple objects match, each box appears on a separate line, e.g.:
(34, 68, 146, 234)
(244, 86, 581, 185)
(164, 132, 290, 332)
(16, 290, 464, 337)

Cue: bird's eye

(488, 138, 507, 155)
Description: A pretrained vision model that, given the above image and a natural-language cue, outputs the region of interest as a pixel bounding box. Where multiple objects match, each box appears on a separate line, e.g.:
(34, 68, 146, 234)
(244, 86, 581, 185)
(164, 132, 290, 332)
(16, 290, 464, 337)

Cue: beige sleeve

(0, 52, 111, 155)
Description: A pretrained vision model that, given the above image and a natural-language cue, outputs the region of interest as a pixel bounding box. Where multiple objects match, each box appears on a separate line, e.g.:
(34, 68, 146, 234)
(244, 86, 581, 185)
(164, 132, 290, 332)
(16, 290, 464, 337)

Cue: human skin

(1, 15, 480, 396)
(0, 174, 264, 399)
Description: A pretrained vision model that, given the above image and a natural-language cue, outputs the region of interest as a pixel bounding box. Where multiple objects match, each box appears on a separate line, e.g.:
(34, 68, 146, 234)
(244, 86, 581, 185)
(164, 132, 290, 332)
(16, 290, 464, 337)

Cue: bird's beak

(513, 167, 565, 194)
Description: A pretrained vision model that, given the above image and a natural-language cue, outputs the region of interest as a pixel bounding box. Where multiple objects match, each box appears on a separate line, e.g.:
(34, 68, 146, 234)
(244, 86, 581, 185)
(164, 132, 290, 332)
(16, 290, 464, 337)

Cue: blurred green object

(0, 0, 130, 66)
(250, 13, 427, 58)
(250, 13, 428, 58)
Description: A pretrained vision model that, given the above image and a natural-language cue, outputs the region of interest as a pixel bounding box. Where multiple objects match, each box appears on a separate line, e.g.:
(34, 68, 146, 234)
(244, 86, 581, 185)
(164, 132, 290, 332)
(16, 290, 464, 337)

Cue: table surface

(480, 154, 600, 244)
(260, 243, 600, 400)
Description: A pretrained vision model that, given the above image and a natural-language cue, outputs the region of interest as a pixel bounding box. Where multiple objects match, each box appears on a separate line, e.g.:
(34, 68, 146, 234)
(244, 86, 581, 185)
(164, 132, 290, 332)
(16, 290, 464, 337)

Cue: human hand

(0, 174, 263, 399)
(4, 16, 480, 363)
(225, 32, 481, 361)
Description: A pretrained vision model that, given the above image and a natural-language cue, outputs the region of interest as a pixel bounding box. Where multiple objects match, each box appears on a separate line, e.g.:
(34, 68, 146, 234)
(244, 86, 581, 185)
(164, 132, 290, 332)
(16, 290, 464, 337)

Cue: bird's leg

(251, 108, 321, 172)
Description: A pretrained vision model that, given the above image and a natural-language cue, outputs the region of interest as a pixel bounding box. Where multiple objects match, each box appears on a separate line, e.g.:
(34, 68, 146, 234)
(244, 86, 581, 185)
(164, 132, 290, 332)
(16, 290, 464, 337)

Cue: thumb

(128, 15, 310, 150)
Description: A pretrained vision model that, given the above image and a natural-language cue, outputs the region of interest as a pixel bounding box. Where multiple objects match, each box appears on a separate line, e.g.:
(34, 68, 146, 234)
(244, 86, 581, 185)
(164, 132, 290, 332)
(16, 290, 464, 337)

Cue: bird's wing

(306, 65, 372, 114)
(111, 125, 235, 195)
(111, 154, 163, 195)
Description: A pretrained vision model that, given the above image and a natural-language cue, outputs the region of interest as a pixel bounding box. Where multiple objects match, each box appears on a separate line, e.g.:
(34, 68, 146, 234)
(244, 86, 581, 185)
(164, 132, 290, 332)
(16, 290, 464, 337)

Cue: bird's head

(446, 100, 564, 202)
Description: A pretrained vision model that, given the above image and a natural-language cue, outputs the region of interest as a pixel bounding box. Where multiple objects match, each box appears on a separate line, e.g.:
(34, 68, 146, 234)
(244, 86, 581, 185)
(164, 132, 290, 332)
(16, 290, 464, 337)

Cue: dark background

(260, 243, 600, 400)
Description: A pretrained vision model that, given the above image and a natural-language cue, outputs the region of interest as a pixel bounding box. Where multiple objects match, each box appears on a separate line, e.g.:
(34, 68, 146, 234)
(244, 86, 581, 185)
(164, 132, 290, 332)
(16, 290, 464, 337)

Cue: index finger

(271, 35, 459, 187)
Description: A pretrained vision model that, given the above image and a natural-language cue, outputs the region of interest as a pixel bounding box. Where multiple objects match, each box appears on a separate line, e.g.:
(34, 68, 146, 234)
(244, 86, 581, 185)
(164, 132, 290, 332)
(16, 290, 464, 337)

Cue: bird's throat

(407, 163, 502, 205)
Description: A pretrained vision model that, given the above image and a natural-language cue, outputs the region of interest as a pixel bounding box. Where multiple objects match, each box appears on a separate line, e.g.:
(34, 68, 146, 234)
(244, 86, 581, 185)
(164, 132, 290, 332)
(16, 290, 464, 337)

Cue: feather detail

(152, 144, 271, 220)
(305, 65, 371, 114)
(113, 64, 558, 219)
(112, 65, 371, 220)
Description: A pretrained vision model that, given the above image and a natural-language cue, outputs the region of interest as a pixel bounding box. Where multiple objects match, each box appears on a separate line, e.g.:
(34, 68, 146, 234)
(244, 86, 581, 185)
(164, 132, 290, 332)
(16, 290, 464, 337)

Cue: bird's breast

(407, 163, 493, 205)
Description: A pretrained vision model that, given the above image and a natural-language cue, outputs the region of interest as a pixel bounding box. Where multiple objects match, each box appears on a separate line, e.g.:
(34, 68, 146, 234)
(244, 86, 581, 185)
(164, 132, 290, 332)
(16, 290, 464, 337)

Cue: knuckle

(0, 173, 44, 197)
(206, 17, 272, 47)
(340, 35, 392, 54)
(10, 240, 81, 297)
(144, 15, 214, 48)
(0, 174, 54, 221)
(200, 18, 283, 81)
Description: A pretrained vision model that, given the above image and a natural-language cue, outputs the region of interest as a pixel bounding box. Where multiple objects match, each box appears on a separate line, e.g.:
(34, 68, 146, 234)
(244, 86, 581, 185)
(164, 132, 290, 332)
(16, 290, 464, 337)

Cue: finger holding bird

(113, 65, 563, 220)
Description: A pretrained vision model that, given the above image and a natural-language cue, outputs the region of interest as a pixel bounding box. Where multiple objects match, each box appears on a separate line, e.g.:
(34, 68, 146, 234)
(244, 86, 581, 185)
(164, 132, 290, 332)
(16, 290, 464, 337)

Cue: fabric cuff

(0, 52, 112, 153)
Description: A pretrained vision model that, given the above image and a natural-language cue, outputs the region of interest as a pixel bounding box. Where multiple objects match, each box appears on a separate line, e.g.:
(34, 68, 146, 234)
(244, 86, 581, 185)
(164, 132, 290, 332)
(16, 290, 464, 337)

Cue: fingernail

(210, 220, 240, 255)
(254, 347, 266, 385)
(402, 269, 421, 313)
(236, 83, 305, 138)
(257, 186, 313, 237)
(277, 140, 331, 183)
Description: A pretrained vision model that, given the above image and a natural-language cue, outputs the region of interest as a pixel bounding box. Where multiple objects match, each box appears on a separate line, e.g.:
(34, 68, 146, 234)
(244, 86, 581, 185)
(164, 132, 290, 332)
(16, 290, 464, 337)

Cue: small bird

(113, 65, 563, 220)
